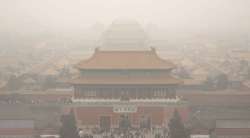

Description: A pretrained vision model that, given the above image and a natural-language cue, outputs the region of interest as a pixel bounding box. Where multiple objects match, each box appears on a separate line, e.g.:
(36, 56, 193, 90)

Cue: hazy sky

(0, 0, 250, 34)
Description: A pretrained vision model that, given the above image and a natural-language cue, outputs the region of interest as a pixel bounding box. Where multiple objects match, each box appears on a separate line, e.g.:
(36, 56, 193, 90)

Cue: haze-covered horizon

(1, 0, 250, 35)
(1, 1, 250, 137)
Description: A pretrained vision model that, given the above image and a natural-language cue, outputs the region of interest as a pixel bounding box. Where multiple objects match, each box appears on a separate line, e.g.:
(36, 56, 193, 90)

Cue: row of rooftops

(71, 75, 182, 85)
(76, 47, 175, 70)
(191, 120, 250, 136)
(72, 47, 182, 85)
(0, 120, 34, 136)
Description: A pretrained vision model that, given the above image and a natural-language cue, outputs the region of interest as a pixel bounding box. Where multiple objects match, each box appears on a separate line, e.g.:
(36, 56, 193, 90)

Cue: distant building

(214, 120, 250, 138)
(101, 19, 148, 50)
(0, 105, 62, 137)
(0, 120, 34, 138)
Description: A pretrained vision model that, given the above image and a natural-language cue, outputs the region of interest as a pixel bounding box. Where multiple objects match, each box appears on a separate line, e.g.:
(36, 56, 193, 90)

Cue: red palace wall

(74, 106, 189, 128)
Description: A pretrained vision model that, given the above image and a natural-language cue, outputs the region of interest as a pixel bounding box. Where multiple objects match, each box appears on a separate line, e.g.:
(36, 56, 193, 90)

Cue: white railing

(71, 97, 186, 106)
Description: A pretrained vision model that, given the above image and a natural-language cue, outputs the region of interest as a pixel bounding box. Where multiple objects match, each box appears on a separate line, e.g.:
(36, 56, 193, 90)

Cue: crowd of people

(79, 127, 168, 138)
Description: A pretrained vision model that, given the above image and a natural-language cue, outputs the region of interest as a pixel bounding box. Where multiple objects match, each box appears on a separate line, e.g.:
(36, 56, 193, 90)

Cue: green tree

(203, 76, 215, 90)
(6, 75, 23, 90)
(59, 110, 80, 138)
(168, 109, 188, 138)
(215, 73, 228, 89)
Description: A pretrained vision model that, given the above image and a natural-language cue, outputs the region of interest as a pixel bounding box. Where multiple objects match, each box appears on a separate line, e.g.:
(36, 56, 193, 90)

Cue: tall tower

(101, 19, 148, 50)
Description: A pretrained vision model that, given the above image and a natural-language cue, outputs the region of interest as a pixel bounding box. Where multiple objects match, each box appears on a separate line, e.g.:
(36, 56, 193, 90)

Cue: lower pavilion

(70, 20, 189, 130)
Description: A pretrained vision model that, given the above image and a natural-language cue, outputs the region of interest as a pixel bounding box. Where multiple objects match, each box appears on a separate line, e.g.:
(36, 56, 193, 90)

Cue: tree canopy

(59, 110, 80, 138)
(168, 109, 188, 138)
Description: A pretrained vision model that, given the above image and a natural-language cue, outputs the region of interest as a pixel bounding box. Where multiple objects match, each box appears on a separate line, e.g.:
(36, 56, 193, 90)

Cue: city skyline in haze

(0, 0, 250, 35)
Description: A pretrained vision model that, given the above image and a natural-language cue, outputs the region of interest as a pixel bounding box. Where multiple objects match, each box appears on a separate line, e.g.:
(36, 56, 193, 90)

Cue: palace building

(70, 20, 189, 130)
